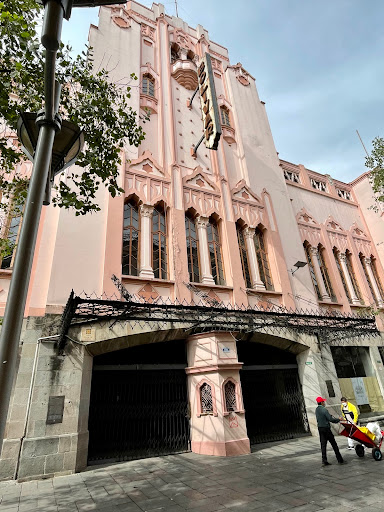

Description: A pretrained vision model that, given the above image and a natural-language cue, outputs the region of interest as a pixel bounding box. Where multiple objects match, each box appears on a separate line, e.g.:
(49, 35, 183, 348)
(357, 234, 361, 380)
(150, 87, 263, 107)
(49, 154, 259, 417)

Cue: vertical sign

(198, 53, 221, 150)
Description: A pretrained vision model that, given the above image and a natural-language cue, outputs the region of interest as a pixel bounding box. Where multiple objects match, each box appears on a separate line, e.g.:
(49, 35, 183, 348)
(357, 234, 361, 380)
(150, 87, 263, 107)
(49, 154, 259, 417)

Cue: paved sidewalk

(1, 437, 384, 511)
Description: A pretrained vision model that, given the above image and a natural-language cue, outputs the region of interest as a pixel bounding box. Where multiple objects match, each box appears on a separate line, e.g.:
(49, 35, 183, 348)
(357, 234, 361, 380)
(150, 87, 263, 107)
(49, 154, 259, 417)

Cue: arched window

(200, 382, 213, 414)
(371, 257, 384, 303)
(346, 250, 363, 304)
(333, 248, 351, 302)
(236, 224, 251, 288)
(254, 227, 273, 290)
(1, 212, 22, 269)
(185, 213, 200, 282)
(122, 200, 139, 276)
(170, 43, 180, 64)
(152, 204, 167, 279)
(224, 381, 237, 412)
(304, 243, 321, 300)
(207, 218, 225, 285)
(142, 74, 155, 97)
(220, 106, 231, 127)
(317, 245, 336, 302)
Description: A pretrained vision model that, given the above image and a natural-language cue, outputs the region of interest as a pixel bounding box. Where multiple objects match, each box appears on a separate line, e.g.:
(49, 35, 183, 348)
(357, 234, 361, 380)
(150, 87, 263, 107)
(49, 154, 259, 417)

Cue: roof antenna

(175, 0, 179, 17)
(356, 129, 369, 157)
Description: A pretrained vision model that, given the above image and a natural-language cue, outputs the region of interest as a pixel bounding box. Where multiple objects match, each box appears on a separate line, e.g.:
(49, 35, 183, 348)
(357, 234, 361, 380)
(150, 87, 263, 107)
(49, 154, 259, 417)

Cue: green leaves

(1, 0, 146, 217)
(365, 136, 384, 206)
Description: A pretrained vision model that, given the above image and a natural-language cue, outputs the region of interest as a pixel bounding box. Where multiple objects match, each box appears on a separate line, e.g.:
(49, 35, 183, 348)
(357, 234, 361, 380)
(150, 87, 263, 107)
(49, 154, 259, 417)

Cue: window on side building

(0, 209, 22, 269)
(346, 250, 363, 304)
(317, 245, 337, 302)
(142, 74, 155, 97)
(333, 248, 352, 303)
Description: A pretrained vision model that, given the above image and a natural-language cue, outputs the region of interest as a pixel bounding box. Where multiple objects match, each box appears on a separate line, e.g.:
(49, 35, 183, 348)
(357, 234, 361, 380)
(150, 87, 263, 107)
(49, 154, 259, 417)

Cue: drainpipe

(14, 335, 59, 480)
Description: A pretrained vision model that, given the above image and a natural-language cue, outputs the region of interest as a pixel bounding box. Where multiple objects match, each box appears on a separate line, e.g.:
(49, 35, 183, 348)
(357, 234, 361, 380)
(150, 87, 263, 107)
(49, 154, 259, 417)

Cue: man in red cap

(315, 396, 345, 466)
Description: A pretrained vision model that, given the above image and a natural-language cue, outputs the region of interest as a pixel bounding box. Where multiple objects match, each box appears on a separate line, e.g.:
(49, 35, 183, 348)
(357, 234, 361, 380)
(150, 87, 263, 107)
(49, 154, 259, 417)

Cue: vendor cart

(340, 421, 384, 461)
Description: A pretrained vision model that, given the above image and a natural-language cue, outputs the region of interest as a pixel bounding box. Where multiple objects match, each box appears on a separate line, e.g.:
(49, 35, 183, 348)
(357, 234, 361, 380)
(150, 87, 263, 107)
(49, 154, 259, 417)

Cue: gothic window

(142, 74, 155, 97)
(346, 250, 363, 304)
(337, 189, 351, 200)
(185, 213, 200, 283)
(170, 42, 180, 63)
(0, 211, 22, 269)
(207, 218, 225, 285)
(304, 243, 321, 300)
(224, 381, 237, 412)
(283, 170, 300, 183)
(334, 248, 351, 302)
(152, 204, 167, 279)
(371, 257, 384, 302)
(200, 382, 213, 414)
(317, 245, 336, 302)
(254, 227, 273, 290)
(122, 200, 139, 276)
(220, 106, 231, 127)
(310, 178, 327, 192)
(236, 224, 251, 288)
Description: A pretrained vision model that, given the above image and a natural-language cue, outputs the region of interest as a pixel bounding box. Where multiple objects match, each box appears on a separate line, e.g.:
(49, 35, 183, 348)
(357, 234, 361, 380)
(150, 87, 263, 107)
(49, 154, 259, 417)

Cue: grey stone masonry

(1, 437, 384, 511)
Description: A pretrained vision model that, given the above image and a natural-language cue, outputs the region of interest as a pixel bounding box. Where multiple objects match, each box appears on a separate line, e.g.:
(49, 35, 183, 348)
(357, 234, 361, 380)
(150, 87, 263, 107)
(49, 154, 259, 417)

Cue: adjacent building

(1, 1, 384, 480)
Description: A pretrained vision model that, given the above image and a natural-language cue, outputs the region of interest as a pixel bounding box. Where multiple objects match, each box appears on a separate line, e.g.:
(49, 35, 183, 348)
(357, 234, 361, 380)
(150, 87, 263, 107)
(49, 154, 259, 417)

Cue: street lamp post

(0, 0, 125, 455)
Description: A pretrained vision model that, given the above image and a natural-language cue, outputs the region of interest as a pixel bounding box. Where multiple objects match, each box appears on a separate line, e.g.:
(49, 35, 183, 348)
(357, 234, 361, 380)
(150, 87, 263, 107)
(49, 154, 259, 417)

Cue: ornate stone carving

(140, 204, 154, 218)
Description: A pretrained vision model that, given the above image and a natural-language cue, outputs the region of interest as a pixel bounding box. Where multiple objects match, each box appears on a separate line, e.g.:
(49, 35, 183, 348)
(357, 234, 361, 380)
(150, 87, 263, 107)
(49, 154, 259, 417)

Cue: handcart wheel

(355, 444, 365, 457)
(372, 448, 382, 461)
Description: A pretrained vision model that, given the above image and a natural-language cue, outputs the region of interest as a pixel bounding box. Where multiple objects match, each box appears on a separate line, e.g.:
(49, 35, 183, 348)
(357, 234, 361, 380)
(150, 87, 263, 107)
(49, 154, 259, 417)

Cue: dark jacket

(316, 405, 340, 428)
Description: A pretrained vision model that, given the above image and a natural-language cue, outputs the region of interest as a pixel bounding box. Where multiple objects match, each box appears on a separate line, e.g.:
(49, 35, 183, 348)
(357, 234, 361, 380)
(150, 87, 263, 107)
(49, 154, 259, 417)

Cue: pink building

(1, 1, 384, 480)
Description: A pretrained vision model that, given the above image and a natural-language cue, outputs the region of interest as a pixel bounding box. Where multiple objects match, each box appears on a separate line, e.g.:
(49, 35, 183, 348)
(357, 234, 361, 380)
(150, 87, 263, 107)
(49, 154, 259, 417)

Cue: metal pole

(0, 0, 64, 454)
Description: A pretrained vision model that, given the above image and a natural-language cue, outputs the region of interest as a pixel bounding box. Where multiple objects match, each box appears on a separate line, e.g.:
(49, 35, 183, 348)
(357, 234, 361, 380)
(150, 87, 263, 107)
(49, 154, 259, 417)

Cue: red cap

(316, 396, 326, 403)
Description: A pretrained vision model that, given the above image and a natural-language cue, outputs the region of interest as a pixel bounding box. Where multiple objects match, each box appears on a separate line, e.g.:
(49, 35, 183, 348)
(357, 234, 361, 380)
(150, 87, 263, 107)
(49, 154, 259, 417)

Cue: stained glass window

(254, 228, 273, 290)
(152, 205, 167, 279)
(207, 219, 225, 285)
(185, 214, 200, 283)
(122, 201, 139, 276)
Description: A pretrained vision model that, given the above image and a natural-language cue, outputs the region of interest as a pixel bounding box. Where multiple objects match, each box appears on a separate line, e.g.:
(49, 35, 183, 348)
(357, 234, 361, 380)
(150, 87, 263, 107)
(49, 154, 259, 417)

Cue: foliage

(0, 0, 147, 223)
(365, 137, 384, 206)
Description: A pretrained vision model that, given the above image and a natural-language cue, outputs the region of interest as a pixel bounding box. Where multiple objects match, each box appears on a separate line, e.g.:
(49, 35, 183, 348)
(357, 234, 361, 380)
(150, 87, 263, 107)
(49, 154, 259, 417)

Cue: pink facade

(2, 1, 384, 480)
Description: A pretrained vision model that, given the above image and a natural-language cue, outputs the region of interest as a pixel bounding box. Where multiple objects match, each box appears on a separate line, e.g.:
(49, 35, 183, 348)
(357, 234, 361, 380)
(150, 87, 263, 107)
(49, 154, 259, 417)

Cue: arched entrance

(238, 340, 310, 445)
(87, 339, 190, 463)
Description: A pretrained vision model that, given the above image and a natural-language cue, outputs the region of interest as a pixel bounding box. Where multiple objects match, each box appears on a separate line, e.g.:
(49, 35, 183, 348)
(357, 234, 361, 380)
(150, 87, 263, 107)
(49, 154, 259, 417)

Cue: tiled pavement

(1, 437, 384, 511)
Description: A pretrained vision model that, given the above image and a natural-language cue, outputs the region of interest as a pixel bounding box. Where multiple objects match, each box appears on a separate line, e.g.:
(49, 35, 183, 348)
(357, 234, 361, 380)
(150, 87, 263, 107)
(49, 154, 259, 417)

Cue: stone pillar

(186, 332, 250, 456)
(310, 247, 331, 302)
(139, 204, 155, 279)
(243, 227, 265, 290)
(339, 253, 360, 305)
(365, 257, 384, 308)
(195, 216, 215, 286)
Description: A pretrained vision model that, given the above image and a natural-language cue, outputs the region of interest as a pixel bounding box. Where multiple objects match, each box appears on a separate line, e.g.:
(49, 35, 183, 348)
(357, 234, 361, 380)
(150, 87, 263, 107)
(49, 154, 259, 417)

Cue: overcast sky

(62, 0, 384, 184)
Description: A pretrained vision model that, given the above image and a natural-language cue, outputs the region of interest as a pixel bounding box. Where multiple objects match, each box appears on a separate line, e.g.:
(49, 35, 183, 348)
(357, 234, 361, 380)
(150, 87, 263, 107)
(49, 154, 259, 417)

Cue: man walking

(340, 396, 359, 450)
(315, 396, 346, 466)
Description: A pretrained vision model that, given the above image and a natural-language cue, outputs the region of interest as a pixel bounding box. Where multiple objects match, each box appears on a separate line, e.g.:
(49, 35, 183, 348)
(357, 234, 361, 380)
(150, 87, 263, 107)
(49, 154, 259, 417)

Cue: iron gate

(241, 367, 309, 445)
(88, 369, 190, 463)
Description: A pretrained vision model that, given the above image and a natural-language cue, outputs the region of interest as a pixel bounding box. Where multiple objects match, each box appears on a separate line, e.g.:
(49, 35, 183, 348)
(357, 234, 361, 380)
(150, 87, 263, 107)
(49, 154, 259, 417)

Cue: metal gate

(241, 367, 310, 445)
(88, 368, 190, 463)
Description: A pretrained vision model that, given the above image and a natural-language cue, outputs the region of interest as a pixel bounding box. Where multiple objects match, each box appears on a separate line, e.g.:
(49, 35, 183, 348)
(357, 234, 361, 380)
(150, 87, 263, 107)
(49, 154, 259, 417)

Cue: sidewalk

(1, 436, 384, 511)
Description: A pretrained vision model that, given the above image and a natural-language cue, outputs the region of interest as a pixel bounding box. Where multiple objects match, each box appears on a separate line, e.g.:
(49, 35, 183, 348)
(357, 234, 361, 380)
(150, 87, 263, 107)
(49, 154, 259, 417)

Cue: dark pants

(318, 427, 343, 463)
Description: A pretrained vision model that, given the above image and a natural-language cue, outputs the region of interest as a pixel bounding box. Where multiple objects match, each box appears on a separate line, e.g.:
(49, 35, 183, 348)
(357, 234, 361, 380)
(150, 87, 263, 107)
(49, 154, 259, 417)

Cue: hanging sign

(198, 53, 222, 150)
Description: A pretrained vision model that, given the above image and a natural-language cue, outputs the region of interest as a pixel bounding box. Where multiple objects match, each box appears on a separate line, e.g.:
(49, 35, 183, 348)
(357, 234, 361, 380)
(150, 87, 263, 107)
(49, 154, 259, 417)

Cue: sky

(62, 0, 384, 184)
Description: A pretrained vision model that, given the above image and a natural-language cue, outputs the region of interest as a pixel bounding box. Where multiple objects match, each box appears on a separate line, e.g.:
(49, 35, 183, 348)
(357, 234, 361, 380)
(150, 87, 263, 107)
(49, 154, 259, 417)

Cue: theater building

(1, 1, 384, 480)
